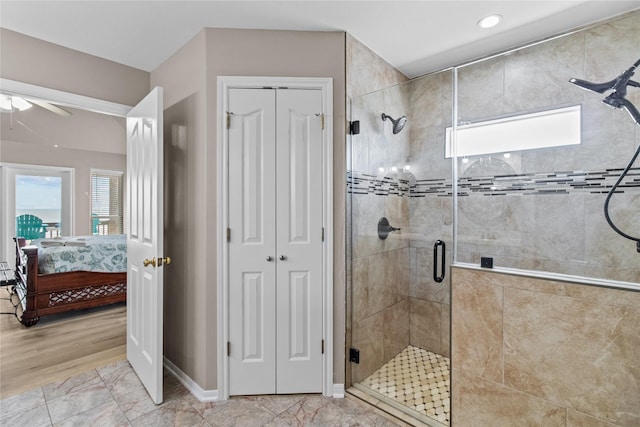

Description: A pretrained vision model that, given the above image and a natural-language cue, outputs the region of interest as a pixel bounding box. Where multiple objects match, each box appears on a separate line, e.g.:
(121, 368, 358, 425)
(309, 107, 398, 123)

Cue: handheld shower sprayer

(570, 59, 640, 253)
(381, 113, 407, 134)
(569, 58, 640, 124)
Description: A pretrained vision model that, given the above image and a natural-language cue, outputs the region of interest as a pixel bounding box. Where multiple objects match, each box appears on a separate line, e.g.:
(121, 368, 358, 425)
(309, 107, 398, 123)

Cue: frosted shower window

(445, 105, 581, 158)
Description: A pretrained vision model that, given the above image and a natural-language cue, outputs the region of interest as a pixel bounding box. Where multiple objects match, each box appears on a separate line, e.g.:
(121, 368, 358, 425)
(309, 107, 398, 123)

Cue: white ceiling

(1, 1, 639, 78)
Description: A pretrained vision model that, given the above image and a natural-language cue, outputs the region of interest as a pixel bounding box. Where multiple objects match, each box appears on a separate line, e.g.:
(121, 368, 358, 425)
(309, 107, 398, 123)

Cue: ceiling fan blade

(29, 99, 72, 117)
(11, 118, 51, 142)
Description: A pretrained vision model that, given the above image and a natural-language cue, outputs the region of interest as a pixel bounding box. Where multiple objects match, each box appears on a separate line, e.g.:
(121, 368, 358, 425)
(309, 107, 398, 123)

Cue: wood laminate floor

(0, 287, 126, 399)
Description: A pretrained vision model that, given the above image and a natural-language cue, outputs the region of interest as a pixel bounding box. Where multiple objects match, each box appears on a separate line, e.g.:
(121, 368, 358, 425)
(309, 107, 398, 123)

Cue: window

(446, 105, 581, 158)
(16, 175, 62, 238)
(90, 170, 123, 235)
(1, 164, 73, 267)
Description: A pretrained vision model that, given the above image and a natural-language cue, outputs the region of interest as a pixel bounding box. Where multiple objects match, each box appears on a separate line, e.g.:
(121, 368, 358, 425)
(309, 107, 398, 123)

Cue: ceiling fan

(0, 93, 72, 117)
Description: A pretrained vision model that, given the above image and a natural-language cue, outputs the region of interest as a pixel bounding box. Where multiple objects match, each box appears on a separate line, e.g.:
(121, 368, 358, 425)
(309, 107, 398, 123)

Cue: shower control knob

(279, 255, 287, 261)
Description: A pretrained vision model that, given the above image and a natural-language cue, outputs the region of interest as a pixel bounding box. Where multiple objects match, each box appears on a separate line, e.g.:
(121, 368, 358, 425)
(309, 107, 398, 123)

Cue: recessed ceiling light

(478, 14, 502, 29)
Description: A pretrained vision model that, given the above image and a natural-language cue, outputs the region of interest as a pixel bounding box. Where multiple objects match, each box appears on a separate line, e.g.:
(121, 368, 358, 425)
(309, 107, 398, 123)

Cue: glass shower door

(347, 69, 453, 426)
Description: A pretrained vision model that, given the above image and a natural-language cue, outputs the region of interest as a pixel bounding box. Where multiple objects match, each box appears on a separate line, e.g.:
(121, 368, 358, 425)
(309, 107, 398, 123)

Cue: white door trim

(216, 76, 334, 400)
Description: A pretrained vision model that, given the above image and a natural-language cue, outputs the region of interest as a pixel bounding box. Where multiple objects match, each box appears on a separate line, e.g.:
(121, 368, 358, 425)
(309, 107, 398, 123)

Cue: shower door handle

(433, 240, 446, 283)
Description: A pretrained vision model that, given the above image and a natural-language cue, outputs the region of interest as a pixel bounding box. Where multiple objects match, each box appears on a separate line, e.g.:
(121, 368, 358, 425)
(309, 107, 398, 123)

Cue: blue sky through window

(16, 175, 62, 223)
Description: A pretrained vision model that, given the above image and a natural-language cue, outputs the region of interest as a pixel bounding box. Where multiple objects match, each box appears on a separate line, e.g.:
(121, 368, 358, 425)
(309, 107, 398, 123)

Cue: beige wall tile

(452, 367, 566, 427)
(384, 299, 410, 361)
(351, 256, 370, 322)
(409, 298, 442, 354)
(351, 310, 385, 383)
(346, 33, 408, 99)
(368, 251, 400, 314)
(567, 409, 622, 427)
(410, 247, 451, 305)
(456, 267, 640, 308)
(397, 247, 411, 300)
(451, 269, 504, 383)
(503, 286, 640, 426)
(441, 303, 451, 358)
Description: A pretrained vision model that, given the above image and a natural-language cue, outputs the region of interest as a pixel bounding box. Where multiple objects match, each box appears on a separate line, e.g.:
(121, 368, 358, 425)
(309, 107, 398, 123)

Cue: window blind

(90, 170, 123, 235)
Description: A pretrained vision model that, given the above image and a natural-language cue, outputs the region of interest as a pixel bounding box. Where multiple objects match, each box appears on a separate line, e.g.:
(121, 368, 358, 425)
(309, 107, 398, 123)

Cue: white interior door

(228, 88, 277, 395)
(126, 87, 165, 404)
(275, 89, 324, 393)
(228, 87, 323, 395)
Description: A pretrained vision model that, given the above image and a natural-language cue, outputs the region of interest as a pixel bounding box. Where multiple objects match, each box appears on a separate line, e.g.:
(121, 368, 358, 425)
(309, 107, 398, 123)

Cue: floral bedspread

(32, 235, 127, 275)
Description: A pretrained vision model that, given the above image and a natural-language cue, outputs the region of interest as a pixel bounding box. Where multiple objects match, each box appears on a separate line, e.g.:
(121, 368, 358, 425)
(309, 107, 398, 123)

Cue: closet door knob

(266, 256, 274, 262)
(279, 255, 287, 261)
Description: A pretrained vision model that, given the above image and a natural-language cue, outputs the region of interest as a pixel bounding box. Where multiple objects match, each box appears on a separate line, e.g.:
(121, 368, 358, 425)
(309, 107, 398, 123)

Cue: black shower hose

(603, 142, 640, 253)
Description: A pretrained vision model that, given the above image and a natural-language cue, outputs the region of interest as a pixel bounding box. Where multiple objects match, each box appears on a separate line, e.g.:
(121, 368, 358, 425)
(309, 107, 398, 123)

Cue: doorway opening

(0, 79, 132, 398)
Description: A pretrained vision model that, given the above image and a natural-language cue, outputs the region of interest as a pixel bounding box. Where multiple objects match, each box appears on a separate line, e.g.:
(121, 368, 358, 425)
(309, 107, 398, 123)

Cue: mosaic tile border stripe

(347, 168, 640, 197)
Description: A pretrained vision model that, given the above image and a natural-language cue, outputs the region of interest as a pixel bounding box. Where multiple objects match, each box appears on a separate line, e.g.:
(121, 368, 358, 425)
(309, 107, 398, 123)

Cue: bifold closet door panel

(228, 88, 277, 395)
(275, 89, 324, 393)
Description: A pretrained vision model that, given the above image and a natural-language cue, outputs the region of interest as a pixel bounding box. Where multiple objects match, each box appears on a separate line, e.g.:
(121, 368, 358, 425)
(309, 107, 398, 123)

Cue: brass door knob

(162, 256, 171, 265)
(143, 257, 156, 267)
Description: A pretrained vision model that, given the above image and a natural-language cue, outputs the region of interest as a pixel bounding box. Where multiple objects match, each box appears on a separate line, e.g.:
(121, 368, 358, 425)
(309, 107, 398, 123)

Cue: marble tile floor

(357, 346, 449, 426)
(0, 359, 409, 426)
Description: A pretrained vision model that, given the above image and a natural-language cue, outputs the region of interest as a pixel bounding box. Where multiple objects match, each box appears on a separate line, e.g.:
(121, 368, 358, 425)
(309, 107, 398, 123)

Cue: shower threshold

(348, 345, 449, 427)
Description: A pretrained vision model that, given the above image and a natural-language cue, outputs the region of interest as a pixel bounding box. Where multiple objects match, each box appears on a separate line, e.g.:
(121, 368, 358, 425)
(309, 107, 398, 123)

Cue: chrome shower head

(381, 113, 407, 134)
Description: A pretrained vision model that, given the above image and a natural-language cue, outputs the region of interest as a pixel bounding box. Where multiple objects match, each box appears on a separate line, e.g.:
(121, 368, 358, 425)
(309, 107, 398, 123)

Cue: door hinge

(227, 228, 231, 242)
(316, 113, 325, 130)
(349, 348, 360, 364)
(322, 227, 325, 242)
(227, 341, 231, 357)
(226, 111, 234, 129)
(349, 120, 360, 135)
(321, 339, 325, 354)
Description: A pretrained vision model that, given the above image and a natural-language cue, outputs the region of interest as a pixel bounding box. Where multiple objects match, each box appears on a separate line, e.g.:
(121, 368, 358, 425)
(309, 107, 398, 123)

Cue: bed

(13, 235, 127, 327)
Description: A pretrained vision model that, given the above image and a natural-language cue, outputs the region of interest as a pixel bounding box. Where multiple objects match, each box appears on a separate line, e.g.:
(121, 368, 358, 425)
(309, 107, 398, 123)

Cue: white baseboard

(164, 357, 344, 401)
(163, 357, 218, 402)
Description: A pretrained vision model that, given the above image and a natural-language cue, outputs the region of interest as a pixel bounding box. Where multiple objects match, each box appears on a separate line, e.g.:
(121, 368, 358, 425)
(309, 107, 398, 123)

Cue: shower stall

(346, 11, 639, 427)
(347, 70, 454, 426)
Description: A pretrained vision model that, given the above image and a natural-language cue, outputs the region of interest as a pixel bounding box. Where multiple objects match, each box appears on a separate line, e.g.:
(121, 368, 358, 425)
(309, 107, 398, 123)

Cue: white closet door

(228, 88, 277, 395)
(275, 89, 324, 393)
(227, 87, 324, 395)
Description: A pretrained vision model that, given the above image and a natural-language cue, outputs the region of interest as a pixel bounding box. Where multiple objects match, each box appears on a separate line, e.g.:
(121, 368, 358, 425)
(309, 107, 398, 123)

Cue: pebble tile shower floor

(359, 345, 450, 425)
